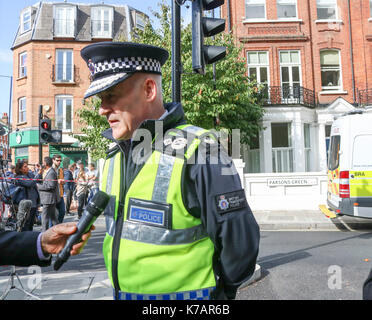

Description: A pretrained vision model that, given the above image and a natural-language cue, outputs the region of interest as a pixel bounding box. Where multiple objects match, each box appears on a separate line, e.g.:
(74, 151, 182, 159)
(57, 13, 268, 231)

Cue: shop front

(49, 144, 88, 168)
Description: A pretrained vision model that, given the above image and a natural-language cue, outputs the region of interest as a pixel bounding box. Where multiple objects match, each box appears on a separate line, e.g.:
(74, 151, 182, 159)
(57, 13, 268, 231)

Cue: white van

(327, 110, 372, 218)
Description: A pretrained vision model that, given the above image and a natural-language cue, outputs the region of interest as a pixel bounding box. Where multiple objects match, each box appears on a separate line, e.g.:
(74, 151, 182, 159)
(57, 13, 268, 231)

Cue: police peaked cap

(81, 42, 169, 99)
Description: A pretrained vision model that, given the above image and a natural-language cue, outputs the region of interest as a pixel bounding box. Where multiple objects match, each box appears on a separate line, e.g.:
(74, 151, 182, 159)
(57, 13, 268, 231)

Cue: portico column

(260, 121, 272, 173)
(318, 122, 327, 172)
(293, 120, 305, 172)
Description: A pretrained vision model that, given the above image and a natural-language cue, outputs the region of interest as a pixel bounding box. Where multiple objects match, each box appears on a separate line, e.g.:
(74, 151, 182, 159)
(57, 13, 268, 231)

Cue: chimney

(2, 113, 8, 125)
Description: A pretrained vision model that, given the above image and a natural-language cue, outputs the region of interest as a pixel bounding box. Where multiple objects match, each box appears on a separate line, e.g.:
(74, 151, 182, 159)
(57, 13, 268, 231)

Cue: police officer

(81, 42, 260, 300)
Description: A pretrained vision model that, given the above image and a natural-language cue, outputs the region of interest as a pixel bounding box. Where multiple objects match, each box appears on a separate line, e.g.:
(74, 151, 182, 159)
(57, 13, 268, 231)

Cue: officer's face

(98, 74, 148, 140)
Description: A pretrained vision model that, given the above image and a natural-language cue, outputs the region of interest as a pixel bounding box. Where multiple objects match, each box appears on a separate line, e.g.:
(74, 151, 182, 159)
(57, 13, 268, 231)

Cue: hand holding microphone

(53, 190, 110, 271)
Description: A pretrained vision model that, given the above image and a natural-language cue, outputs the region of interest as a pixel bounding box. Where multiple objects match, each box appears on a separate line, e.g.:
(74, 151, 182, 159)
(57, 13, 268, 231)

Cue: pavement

(1, 207, 372, 300)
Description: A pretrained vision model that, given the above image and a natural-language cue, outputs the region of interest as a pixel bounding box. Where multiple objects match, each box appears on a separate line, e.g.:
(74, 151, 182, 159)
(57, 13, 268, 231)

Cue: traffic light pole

(39, 105, 43, 165)
(171, 0, 181, 103)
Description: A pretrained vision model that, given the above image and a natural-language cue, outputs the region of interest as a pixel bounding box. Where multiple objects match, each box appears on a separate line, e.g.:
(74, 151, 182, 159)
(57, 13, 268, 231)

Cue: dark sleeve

(183, 141, 260, 300)
(15, 173, 37, 188)
(363, 269, 372, 299)
(0, 231, 51, 267)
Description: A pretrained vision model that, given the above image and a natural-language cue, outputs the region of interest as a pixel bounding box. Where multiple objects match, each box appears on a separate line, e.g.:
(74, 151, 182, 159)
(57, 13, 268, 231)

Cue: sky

(0, 0, 192, 120)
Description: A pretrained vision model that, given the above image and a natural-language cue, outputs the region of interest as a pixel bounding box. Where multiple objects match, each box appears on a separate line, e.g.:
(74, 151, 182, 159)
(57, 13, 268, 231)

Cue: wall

(243, 172, 328, 211)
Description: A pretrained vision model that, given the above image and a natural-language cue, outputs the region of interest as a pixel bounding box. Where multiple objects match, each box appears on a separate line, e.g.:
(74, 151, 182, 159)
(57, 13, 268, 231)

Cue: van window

(352, 135, 372, 168)
(328, 135, 340, 170)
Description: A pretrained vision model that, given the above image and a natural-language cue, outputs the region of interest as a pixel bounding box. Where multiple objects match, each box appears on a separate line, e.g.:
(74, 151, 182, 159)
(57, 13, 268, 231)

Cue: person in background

(75, 169, 89, 220)
(37, 157, 59, 232)
(14, 160, 42, 231)
(87, 163, 99, 203)
(5, 164, 15, 180)
(52, 155, 66, 223)
(64, 164, 75, 216)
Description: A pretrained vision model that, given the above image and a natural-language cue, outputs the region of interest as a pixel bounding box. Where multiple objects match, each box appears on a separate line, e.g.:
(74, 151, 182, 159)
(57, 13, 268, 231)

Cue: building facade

(10, 1, 147, 165)
(222, 0, 372, 175)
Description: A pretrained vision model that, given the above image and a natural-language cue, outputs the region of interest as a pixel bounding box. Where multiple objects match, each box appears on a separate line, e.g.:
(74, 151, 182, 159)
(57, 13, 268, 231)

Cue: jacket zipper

(112, 143, 130, 299)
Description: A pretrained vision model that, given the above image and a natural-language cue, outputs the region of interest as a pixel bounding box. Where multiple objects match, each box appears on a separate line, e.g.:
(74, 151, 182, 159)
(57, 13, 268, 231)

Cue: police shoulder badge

(215, 189, 247, 215)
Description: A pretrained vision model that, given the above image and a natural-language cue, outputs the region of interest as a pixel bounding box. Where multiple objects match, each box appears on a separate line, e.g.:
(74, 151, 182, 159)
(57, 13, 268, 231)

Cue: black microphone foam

(53, 191, 110, 271)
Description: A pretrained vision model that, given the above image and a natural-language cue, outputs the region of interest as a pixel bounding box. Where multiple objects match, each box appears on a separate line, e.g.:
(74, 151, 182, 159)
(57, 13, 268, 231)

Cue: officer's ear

(142, 75, 158, 103)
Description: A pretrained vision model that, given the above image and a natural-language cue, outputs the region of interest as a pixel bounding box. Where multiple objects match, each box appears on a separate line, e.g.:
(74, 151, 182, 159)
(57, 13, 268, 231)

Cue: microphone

(17, 200, 32, 232)
(53, 190, 110, 271)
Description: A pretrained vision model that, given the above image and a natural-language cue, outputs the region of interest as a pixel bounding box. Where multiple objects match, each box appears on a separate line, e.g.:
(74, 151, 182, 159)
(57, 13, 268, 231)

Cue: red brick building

(10, 2, 147, 165)
(221, 0, 372, 174)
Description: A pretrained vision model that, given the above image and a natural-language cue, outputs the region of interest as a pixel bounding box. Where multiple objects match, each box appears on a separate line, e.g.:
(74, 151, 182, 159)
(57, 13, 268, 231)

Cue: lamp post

(0, 75, 12, 162)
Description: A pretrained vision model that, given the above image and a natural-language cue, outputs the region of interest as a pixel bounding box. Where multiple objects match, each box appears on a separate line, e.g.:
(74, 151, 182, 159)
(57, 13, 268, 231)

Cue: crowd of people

(0, 155, 99, 232)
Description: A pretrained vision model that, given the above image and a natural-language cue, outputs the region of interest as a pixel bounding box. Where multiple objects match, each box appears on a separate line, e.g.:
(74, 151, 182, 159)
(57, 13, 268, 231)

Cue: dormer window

(135, 13, 146, 31)
(21, 8, 31, 33)
(54, 5, 76, 37)
(91, 6, 113, 38)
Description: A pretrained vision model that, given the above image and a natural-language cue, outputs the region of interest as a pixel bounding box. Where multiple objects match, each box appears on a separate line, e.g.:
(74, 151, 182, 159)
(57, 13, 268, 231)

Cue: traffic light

(39, 118, 62, 144)
(192, 0, 226, 74)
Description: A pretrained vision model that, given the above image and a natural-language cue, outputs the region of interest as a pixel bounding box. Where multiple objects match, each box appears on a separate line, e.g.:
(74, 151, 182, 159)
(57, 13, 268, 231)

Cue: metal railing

(272, 147, 294, 173)
(51, 64, 81, 83)
(259, 86, 317, 109)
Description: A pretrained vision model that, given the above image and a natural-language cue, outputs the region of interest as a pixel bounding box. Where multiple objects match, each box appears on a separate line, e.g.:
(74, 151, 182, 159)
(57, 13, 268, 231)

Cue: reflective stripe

(106, 156, 116, 194)
(105, 218, 208, 245)
(180, 125, 204, 135)
(152, 153, 176, 203)
(114, 287, 215, 300)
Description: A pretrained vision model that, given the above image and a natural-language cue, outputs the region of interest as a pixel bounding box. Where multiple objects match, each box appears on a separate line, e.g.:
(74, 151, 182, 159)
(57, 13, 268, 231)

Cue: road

(2, 215, 372, 300)
(237, 231, 372, 300)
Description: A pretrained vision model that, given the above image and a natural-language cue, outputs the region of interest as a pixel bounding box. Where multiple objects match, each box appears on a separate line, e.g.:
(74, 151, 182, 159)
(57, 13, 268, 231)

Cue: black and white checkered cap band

(91, 56, 161, 79)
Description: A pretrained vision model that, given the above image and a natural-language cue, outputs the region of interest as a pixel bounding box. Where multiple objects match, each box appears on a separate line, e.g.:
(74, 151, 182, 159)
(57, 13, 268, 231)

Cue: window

(277, 0, 297, 19)
(56, 96, 72, 131)
(19, 52, 27, 78)
(15, 147, 28, 157)
(317, 0, 337, 20)
(245, 0, 266, 20)
(18, 97, 26, 123)
(320, 50, 341, 91)
(54, 5, 75, 37)
(247, 51, 269, 84)
(328, 135, 340, 170)
(136, 13, 146, 31)
(325, 124, 332, 162)
(279, 50, 301, 100)
(271, 123, 293, 172)
(247, 51, 269, 99)
(91, 6, 113, 38)
(21, 8, 31, 33)
(304, 124, 311, 172)
(56, 49, 73, 82)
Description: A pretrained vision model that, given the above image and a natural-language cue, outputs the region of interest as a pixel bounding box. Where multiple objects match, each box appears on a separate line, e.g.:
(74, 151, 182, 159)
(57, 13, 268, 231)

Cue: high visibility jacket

(100, 124, 217, 299)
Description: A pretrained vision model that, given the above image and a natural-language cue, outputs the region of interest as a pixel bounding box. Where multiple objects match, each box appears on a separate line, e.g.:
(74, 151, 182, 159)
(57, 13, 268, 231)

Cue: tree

(75, 1, 265, 160)
(76, 98, 110, 160)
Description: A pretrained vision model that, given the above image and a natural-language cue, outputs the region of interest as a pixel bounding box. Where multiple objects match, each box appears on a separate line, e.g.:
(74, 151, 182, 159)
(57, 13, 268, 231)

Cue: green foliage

(75, 1, 265, 158)
(75, 98, 110, 160)
(132, 1, 264, 145)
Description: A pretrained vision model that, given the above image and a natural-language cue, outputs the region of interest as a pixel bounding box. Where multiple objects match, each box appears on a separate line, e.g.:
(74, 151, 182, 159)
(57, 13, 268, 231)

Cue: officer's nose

(99, 102, 111, 117)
